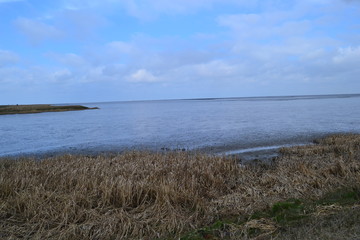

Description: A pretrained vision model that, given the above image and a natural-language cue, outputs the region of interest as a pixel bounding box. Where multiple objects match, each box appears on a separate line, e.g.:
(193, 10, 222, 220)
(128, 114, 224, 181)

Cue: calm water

(1, 94, 360, 157)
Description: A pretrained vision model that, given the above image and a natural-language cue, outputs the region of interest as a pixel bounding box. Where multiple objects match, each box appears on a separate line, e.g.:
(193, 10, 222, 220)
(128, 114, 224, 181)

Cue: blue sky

(0, 0, 359, 104)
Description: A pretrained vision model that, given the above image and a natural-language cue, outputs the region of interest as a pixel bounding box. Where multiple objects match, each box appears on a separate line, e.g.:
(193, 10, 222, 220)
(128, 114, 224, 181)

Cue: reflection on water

(1, 94, 360, 157)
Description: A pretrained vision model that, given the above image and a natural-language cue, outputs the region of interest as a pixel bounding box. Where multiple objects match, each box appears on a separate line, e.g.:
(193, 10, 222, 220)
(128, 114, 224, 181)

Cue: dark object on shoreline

(0, 104, 99, 115)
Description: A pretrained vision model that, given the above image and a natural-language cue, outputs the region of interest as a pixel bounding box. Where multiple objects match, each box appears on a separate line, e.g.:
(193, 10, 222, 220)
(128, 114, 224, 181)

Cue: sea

(1, 94, 360, 159)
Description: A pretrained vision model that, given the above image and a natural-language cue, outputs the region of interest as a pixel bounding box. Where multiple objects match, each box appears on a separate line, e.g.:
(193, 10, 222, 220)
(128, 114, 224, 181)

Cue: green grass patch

(180, 219, 234, 240)
(271, 198, 307, 223)
(317, 188, 360, 206)
(179, 188, 360, 240)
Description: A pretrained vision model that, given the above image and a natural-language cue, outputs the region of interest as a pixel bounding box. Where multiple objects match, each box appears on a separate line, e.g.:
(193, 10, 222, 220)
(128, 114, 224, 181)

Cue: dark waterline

(1, 94, 360, 158)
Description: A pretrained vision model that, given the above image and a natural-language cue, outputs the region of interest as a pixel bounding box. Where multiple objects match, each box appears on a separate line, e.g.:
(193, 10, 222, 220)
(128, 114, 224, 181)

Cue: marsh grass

(183, 188, 360, 240)
(0, 104, 97, 115)
(1, 134, 360, 239)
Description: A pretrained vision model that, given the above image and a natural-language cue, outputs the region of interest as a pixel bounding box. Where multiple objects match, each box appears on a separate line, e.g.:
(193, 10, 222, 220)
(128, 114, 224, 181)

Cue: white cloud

(217, 12, 312, 42)
(0, 0, 24, 3)
(107, 41, 135, 54)
(47, 52, 87, 68)
(56, 9, 107, 39)
(60, 0, 254, 20)
(14, 18, 63, 44)
(343, 0, 360, 3)
(124, 0, 258, 20)
(0, 66, 49, 85)
(62, 0, 118, 10)
(0, 50, 19, 66)
(215, 0, 354, 65)
(127, 69, 160, 83)
(193, 60, 237, 78)
(333, 46, 360, 63)
(2, 0, 359, 102)
(45, 49, 130, 83)
(218, 13, 261, 30)
(102, 64, 126, 76)
(51, 69, 73, 82)
(0, 67, 22, 83)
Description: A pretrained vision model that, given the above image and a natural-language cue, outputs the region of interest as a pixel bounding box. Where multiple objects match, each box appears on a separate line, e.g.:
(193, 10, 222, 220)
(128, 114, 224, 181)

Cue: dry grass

(1, 134, 360, 239)
(0, 104, 97, 115)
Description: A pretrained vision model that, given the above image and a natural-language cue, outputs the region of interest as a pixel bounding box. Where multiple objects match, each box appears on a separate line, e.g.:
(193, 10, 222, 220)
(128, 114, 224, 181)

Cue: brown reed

(1, 134, 359, 239)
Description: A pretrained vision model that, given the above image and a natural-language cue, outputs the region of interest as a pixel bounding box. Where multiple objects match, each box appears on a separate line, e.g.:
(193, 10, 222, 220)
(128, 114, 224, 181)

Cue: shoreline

(0, 141, 312, 162)
(0, 104, 98, 115)
(0, 133, 330, 162)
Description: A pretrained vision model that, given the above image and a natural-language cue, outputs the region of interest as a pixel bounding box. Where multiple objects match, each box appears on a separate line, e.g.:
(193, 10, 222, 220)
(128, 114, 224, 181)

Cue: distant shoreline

(0, 104, 98, 115)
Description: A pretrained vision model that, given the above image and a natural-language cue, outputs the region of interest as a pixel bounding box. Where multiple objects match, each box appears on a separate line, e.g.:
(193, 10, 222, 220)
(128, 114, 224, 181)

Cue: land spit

(0, 134, 360, 239)
(0, 104, 98, 115)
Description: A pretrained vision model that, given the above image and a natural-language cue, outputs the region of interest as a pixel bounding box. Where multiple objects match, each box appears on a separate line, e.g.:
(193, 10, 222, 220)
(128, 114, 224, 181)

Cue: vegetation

(182, 188, 360, 239)
(0, 134, 360, 239)
(0, 104, 98, 115)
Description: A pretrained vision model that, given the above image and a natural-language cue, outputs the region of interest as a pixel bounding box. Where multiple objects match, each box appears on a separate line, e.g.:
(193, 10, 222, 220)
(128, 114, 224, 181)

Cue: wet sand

(0, 132, 335, 163)
(2, 141, 314, 165)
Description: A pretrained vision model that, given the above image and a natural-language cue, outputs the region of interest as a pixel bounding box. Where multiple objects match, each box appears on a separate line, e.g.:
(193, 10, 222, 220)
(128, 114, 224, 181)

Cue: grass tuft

(271, 199, 306, 223)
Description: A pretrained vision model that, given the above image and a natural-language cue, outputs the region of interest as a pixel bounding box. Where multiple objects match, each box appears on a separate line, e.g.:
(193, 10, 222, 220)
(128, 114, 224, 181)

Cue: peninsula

(0, 104, 98, 115)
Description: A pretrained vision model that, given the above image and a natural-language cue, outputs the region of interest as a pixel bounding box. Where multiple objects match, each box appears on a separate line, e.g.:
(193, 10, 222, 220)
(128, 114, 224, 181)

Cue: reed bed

(1, 134, 360, 239)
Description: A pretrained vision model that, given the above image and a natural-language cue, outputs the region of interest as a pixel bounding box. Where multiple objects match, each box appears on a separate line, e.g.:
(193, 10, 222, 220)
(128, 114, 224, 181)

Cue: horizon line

(78, 92, 360, 105)
(2, 92, 360, 106)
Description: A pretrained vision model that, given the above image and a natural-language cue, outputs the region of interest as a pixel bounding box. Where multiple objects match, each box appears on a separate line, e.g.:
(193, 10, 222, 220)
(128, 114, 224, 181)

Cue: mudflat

(0, 104, 98, 115)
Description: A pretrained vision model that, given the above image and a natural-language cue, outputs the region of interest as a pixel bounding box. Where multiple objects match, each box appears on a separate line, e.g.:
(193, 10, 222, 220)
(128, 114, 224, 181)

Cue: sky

(0, 0, 360, 104)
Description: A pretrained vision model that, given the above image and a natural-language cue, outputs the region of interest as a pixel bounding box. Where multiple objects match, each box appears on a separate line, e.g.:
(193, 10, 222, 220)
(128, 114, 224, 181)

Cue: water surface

(1, 94, 360, 157)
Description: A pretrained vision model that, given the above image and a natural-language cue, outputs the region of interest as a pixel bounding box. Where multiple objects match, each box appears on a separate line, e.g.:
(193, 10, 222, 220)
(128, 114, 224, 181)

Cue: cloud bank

(0, 0, 359, 103)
